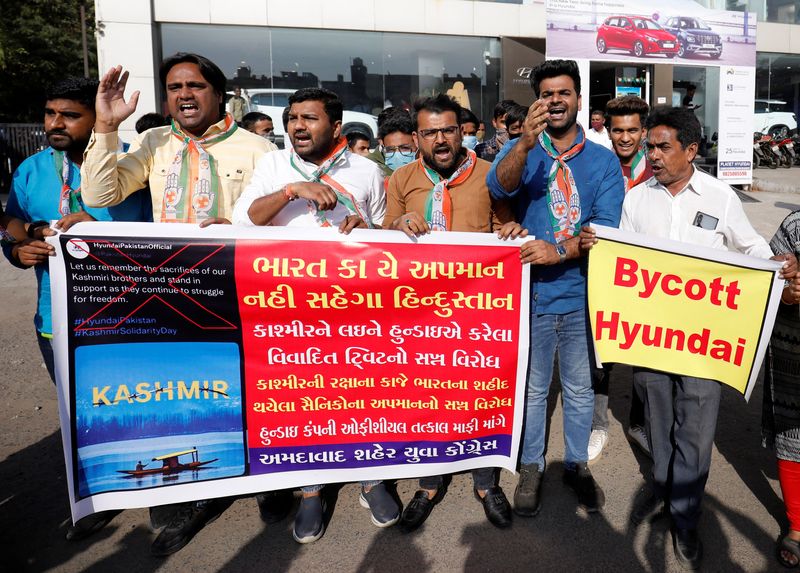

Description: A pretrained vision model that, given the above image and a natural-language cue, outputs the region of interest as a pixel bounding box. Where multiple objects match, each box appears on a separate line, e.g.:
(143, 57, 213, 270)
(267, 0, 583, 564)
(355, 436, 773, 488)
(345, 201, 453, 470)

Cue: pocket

(684, 224, 721, 248)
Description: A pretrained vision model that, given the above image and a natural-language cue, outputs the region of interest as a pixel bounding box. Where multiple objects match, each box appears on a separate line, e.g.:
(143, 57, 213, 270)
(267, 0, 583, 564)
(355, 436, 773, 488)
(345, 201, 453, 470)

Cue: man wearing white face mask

(475, 99, 518, 162)
(459, 107, 480, 151)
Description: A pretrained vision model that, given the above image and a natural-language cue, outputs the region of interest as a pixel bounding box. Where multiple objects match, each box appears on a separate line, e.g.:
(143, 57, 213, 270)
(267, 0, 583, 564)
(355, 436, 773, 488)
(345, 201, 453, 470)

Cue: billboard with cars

(545, 0, 756, 68)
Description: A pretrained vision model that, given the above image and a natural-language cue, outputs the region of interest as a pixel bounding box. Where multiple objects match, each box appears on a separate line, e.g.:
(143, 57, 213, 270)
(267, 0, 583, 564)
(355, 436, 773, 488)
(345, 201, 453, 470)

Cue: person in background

(346, 130, 371, 157)
(227, 85, 248, 123)
(585, 109, 612, 150)
(242, 111, 274, 142)
(476, 120, 486, 142)
(475, 99, 518, 162)
(459, 107, 480, 150)
(504, 105, 528, 141)
(367, 107, 416, 179)
(134, 112, 168, 134)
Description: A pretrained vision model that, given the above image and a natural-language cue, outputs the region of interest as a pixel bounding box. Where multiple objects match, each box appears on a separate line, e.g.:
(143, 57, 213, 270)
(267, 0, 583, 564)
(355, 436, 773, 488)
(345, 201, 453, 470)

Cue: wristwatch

(556, 244, 567, 264)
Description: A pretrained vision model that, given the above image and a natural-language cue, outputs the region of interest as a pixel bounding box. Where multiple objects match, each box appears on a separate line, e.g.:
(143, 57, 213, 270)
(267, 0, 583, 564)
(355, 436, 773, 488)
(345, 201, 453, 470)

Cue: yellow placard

(588, 228, 780, 398)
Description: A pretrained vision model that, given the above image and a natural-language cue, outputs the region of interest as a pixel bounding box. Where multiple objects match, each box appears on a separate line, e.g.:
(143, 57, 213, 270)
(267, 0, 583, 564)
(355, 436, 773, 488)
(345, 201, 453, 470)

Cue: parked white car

(754, 99, 797, 138)
(229, 89, 379, 146)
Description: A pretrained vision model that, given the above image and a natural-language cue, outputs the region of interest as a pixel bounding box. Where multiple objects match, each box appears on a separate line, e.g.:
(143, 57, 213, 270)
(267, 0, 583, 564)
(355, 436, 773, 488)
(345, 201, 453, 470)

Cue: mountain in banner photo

(72, 341, 246, 498)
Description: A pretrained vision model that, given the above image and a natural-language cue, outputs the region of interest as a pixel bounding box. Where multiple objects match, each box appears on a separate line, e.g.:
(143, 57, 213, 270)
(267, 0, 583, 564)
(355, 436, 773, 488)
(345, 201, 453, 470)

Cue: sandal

(778, 535, 800, 568)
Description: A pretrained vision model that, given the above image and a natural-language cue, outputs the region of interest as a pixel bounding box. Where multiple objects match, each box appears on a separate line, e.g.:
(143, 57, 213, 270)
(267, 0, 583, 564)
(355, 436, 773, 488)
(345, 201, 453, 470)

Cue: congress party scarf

(624, 145, 648, 192)
(53, 150, 82, 216)
(161, 114, 238, 223)
(420, 149, 477, 232)
(539, 128, 585, 243)
(289, 137, 372, 228)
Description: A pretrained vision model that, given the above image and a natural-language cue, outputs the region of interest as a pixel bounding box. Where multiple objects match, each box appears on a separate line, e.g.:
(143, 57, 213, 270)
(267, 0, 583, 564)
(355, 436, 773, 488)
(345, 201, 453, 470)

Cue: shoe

(588, 429, 608, 462)
(672, 527, 703, 570)
(627, 425, 651, 457)
(359, 483, 400, 527)
(630, 488, 666, 526)
(514, 463, 543, 517)
(399, 489, 443, 532)
(293, 495, 326, 544)
(563, 462, 605, 512)
(256, 489, 294, 523)
(65, 509, 122, 541)
(151, 499, 229, 556)
(475, 486, 512, 528)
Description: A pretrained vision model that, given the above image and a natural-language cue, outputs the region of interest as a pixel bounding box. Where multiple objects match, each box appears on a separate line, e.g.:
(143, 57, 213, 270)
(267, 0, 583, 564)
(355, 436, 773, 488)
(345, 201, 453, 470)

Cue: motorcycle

(753, 132, 779, 169)
(777, 136, 795, 168)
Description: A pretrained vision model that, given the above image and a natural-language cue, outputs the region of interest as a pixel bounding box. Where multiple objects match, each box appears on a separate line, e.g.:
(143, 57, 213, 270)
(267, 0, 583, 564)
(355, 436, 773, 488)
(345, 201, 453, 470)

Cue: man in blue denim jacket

(487, 59, 624, 517)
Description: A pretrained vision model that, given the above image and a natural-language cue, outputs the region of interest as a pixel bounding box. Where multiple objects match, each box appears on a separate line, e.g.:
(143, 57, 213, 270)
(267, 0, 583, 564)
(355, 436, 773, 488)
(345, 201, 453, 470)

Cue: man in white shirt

(580, 106, 795, 570)
(585, 109, 612, 150)
(232, 87, 393, 544)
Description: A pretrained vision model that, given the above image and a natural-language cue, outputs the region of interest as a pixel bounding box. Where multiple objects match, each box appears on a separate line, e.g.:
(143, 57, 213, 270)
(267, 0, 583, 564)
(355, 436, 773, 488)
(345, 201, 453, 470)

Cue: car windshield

(683, 18, 711, 30)
(251, 92, 291, 107)
(631, 19, 662, 31)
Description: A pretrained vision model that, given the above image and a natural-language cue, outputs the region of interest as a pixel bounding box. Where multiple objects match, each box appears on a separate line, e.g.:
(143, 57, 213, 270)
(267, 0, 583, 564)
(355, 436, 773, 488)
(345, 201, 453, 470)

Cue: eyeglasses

(383, 145, 416, 157)
(418, 126, 460, 140)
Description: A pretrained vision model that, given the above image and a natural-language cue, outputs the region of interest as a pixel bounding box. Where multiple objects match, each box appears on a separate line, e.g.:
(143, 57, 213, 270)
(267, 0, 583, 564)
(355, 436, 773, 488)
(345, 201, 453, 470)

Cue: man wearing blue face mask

(367, 107, 417, 183)
(475, 99, 518, 162)
(459, 107, 480, 150)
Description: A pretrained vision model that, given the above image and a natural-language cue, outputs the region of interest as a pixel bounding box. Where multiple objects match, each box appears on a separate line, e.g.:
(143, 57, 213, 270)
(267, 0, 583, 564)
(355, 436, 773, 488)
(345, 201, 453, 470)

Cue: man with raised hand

(233, 87, 393, 544)
(487, 59, 624, 518)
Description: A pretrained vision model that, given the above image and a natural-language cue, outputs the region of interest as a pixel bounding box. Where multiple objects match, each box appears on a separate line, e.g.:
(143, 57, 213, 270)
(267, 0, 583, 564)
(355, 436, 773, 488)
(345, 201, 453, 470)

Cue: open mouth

(293, 132, 312, 147)
(548, 107, 566, 121)
(433, 145, 452, 162)
(178, 103, 199, 116)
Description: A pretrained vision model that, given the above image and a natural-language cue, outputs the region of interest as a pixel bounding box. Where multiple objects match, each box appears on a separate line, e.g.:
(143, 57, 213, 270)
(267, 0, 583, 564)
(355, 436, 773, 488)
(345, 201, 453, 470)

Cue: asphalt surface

(0, 182, 798, 572)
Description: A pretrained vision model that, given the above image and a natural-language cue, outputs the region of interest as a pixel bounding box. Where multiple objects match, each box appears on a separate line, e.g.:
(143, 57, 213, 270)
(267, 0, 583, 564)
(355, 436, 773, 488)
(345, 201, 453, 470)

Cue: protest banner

(587, 225, 783, 401)
(48, 222, 530, 521)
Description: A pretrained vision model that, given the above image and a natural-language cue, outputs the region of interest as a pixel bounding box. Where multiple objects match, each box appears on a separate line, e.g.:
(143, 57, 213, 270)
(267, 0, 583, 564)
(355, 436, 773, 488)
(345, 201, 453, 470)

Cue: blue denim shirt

(487, 134, 624, 315)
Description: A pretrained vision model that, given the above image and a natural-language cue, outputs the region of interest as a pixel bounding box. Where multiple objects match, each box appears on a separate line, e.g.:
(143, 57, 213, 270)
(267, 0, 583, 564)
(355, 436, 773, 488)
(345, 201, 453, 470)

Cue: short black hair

(531, 59, 581, 97)
(591, 109, 605, 117)
(505, 104, 528, 128)
(281, 106, 290, 130)
(45, 77, 99, 110)
(378, 108, 413, 139)
(645, 106, 701, 149)
(135, 112, 168, 134)
(346, 131, 370, 147)
(412, 94, 462, 129)
(459, 107, 480, 127)
(241, 111, 272, 131)
(288, 87, 343, 124)
(159, 53, 227, 116)
(492, 99, 517, 121)
(606, 95, 649, 124)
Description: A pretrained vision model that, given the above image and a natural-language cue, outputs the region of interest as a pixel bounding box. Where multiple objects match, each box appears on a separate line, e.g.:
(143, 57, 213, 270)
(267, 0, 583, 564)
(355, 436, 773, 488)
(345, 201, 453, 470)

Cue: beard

(421, 143, 464, 178)
(46, 131, 90, 154)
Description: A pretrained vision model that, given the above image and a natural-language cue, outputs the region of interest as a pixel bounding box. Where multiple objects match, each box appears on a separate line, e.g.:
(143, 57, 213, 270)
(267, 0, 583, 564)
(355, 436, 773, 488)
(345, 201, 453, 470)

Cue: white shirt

(585, 127, 613, 150)
(233, 148, 386, 228)
(621, 167, 772, 258)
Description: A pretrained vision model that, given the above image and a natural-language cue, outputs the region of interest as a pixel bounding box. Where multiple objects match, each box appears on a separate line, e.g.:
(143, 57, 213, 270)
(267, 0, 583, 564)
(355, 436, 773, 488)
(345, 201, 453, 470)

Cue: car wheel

(753, 152, 760, 169)
(633, 41, 644, 58)
(677, 43, 686, 58)
(771, 125, 790, 139)
(597, 38, 607, 53)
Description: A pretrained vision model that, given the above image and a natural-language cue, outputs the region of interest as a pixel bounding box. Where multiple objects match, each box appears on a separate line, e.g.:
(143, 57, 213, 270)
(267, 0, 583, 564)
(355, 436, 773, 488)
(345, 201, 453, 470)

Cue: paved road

(0, 187, 796, 572)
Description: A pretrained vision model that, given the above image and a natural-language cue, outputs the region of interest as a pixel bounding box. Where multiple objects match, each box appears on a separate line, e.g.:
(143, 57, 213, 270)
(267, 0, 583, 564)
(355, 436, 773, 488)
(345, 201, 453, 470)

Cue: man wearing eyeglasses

(385, 93, 523, 532)
(367, 107, 417, 180)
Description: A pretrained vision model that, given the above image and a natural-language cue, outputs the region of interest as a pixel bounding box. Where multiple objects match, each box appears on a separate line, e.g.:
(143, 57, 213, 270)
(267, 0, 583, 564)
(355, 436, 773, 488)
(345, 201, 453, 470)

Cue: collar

(647, 165, 701, 196)
(177, 114, 231, 140)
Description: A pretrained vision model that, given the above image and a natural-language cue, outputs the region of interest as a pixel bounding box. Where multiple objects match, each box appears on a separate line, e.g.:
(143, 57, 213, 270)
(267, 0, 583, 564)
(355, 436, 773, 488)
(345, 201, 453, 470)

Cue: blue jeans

(521, 310, 594, 469)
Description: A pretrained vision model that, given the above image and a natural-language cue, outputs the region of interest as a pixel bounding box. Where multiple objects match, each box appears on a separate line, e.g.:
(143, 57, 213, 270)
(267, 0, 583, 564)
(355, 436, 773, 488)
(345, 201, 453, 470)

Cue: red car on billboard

(596, 16, 679, 58)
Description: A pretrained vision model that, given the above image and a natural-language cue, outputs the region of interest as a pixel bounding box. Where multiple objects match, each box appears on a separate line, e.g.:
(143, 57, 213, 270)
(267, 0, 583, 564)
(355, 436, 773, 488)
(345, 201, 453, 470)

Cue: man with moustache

(487, 59, 624, 517)
(386, 93, 520, 531)
(80, 53, 279, 556)
(82, 52, 276, 224)
(2, 76, 151, 540)
(588, 95, 653, 462)
(233, 87, 392, 544)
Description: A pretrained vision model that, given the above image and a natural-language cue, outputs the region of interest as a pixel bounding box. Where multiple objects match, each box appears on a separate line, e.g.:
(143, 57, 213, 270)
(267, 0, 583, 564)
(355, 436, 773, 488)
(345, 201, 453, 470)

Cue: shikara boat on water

(117, 448, 218, 478)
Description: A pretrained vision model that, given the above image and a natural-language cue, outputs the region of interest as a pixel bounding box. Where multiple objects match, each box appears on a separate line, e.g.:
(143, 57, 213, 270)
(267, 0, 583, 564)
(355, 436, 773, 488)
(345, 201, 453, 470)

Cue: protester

(476, 121, 486, 143)
(367, 107, 416, 179)
(242, 111, 274, 141)
(228, 85, 248, 123)
(346, 130, 371, 157)
(504, 104, 527, 141)
(581, 106, 796, 570)
(386, 93, 523, 531)
(459, 107, 480, 150)
(232, 87, 392, 544)
(475, 99, 517, 162)
(588, 94, 652, 462)
(487, 59, 624, 518)
(135, 112, 168, 134)
(762, 210, 800, 567)
(80, 52, 279, 556)
(585, 109, 612, 150)
(1, 76, 152, 541)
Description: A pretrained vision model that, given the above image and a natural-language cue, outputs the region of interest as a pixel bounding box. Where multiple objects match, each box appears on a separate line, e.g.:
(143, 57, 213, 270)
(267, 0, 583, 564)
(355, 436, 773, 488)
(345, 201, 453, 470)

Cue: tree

(0, 0, 97, 123)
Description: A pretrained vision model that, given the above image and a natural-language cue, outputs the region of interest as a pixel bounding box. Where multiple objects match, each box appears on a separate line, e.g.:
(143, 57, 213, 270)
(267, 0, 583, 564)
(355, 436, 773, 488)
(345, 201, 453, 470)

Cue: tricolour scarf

(539, 127, 585, 243)
(419, 149, 477, 232)
(289, 138, 372, 228)
(54, 149, 82, 216)
(161, 114, 238, 223)
(624, 145, 648, 192)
